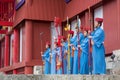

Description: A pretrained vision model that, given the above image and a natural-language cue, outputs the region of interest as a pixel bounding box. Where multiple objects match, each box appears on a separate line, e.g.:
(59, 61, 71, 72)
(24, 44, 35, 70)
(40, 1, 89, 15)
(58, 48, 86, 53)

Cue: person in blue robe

(89, 18, 106, 74)
(79, 28, 89, 74)
(41, 42, 51, 74)
(72, 26, 84, 74)
(70, 34, 76, 74)
(61, 37, 68, 74)
(78, 27, 84, 74)
(51, 42, 60, 74)
(56, 44, 62, 74)
(67, 30, 75, 74)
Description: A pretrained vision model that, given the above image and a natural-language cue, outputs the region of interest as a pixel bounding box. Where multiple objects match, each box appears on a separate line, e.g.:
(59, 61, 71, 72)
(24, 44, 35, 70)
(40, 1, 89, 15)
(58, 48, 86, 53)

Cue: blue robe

(62, 42, 68, 74)
(80, 37, 89, 74)
(78, 32, 84, 73)
(72, 40, 78, 74)
(56, 47, 62, 74)
(91, 27, 106, 74)
(72, 35, 78, 74)
(79, 32, 84, 44)
(42, 48, 51, 74)
(57, 68, 62, 74)
(67, 36, 77, 74)
(73, 33, 84, 74)
(51, 47, 60, 74)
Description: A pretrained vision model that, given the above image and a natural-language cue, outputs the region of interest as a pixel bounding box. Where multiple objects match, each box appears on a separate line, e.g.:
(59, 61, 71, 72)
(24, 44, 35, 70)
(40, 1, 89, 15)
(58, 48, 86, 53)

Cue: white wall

(51, 22, 61, 50)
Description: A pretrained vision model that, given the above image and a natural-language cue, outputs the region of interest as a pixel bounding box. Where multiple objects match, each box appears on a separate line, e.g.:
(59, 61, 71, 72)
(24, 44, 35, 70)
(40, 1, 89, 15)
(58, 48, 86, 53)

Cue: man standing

(41, 42, 51, 74)
(89, 18, 106, 74)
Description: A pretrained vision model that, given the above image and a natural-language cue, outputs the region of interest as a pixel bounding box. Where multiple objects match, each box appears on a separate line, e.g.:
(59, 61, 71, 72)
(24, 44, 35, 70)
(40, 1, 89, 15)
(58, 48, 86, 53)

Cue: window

(10, 34, 14, 66)
(94, 6, 103, 29)
(19, 27, 25, 62)
(71, 20, 77, 36)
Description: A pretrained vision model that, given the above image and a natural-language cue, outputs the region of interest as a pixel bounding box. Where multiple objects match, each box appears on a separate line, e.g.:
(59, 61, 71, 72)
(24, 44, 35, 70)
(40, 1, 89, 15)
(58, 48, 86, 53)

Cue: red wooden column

(25, 20, 33, 74)
(0, 42, 2, 68)
(85, 11, 89, 26)
(13, 29, 19, 74)
(4, 35, 10, 67)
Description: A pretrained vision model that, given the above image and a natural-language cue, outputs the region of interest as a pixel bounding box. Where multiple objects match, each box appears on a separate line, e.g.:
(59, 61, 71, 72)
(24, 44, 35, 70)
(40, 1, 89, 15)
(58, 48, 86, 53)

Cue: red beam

(0, 30, 7, 34)
(0, 0, 14, 2)
(0, 21, 13, 26)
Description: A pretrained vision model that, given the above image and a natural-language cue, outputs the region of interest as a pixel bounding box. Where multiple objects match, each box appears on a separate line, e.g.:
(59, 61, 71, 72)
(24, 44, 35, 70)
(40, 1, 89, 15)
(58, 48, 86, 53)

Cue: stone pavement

(0, 73, 120, 80)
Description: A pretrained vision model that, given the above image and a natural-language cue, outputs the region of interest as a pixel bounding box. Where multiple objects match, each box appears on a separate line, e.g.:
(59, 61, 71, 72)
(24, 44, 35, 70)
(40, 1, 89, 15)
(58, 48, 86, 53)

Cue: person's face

(61, 39, 64, 42)
(83, 31, 87, 37)
(69, 34, 72, 38)
(94, 21, 99, 28)
(46, 45, 48, 48)
(75, 28, 78, 32)
(54, 44, 57, 48)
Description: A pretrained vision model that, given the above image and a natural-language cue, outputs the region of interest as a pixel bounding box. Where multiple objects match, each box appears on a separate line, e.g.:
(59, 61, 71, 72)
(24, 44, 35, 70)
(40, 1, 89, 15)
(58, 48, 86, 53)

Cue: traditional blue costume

(73, 32, 84, 74)
(51, 47, 60, 74)
(91, 27, 106, 74)
(42, 48, 51, 74)
(62, 41, 68, 74)
(80, 37, 89, 74)
(56, 47, 62, 74)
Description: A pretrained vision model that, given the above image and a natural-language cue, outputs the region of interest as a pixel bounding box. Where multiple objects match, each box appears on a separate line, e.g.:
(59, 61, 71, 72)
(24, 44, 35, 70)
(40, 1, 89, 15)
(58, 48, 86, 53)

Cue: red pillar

(85, 11, 89, 26)
(25, 20, 33, 74)
(0, 43, 2, 68)
(13, 29, 19, 74)
(4, 35, 10, 67)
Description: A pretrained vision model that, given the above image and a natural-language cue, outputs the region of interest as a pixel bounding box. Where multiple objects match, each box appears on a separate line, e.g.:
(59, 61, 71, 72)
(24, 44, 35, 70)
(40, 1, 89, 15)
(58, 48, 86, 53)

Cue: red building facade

(0, 0, 120, 74)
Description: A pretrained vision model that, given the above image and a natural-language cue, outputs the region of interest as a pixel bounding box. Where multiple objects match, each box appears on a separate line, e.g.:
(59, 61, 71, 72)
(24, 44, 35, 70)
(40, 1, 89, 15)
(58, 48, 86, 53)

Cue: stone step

(0, 73, 120, 80)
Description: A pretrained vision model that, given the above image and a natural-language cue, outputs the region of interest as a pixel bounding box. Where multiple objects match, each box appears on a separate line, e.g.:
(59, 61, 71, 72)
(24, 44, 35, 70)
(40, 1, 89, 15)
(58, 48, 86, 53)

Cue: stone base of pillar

(33, 66, 43, 75)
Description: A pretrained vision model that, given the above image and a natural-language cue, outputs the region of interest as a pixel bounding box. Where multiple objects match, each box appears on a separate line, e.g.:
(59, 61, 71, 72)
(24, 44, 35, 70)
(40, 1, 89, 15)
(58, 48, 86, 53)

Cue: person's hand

(72, 47, 75, 50)
(91, 40, 94, 45)
(41, 51, 43, 54)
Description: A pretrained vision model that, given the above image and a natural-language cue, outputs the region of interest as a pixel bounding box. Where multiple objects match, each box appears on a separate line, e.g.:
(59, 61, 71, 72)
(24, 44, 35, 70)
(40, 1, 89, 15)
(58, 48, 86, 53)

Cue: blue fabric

(69, 36, 77, 74)
(72, 40, 78, 74)
(72, 33, 84, 74)
(57, 68, 62, 74)
(78, 32, 84, 73)
(80, 37, 89, 74)
(56, 47, 62, 74)
(62, 42, 68, 74)
(79, 32, 84, 44)
(71, 35, 78, 74)
(51, 47, 60, 74)
(91, 27, 106, 74)
(66, 36, 75, 74)
(42, 48, 51, 74)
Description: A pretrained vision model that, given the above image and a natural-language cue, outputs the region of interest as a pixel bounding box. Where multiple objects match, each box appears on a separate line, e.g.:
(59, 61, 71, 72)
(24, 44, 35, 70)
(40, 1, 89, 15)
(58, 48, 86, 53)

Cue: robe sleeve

(80, 38, 89, 54)
(92, 29, 105, 48)
(44, 49, 51, 62)
(79, 33, 84, 44)
(70, 35, 77, 43)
